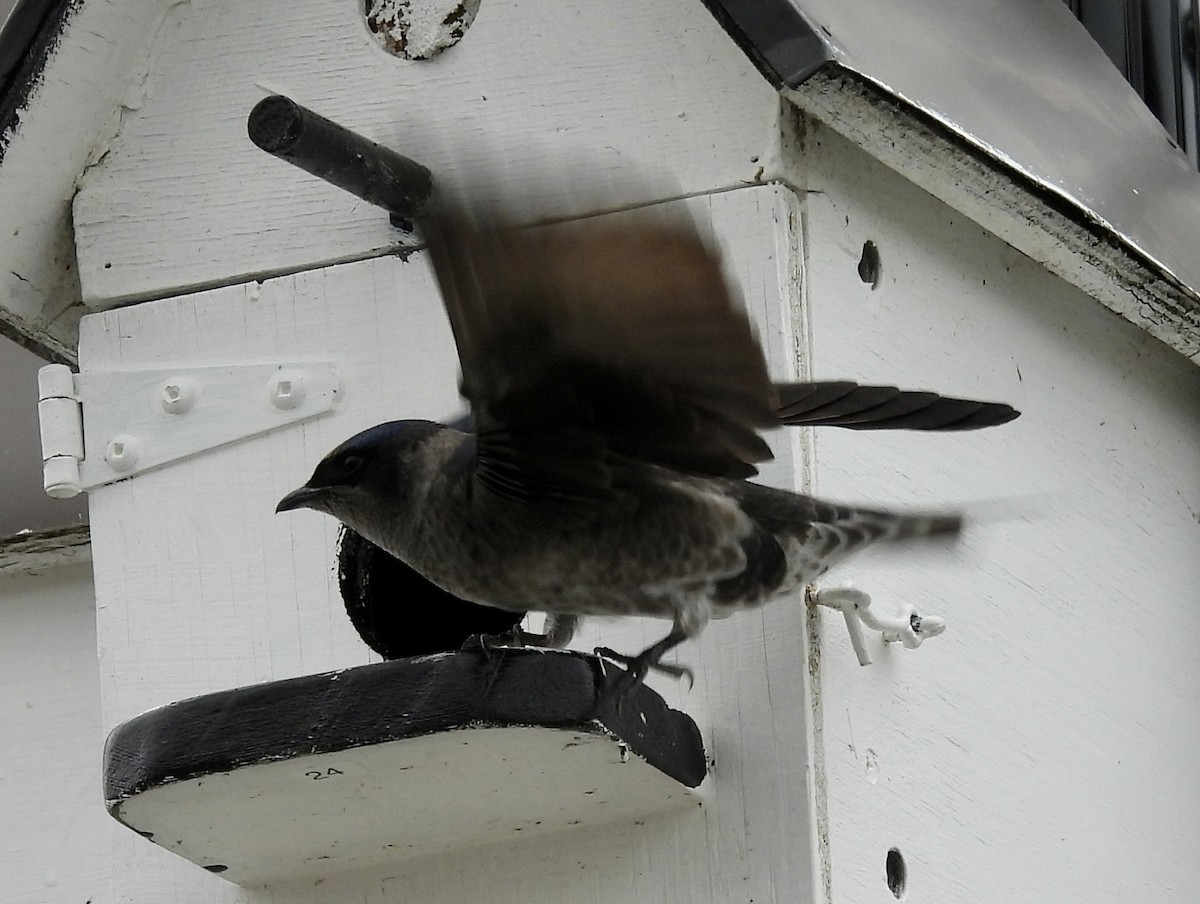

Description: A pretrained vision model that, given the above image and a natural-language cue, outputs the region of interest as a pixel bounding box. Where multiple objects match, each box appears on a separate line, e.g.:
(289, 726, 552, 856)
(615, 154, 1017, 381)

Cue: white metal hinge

(37, 362, 342, 497)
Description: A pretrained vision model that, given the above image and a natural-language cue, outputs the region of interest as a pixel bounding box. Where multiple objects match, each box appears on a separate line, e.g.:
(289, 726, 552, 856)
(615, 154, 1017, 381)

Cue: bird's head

(276, 420, 448, 535)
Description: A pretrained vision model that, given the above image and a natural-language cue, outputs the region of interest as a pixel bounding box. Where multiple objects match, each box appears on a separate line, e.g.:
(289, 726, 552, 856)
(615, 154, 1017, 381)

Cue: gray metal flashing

(788, 67, 1200, 362)
(702, 0, 1200, 363)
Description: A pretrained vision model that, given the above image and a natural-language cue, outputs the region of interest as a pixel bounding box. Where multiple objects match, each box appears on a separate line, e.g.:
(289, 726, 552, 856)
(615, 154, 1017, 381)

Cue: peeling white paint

(69, 0, 776, 308)
(363, 0, 480, 60)
(0, 0, 187, 359)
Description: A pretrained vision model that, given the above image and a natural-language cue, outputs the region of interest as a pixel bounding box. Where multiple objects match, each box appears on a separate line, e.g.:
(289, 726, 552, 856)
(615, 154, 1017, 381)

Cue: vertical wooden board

(85, 184, 825, 902)
(802, 125, 1200, 903)
(71, 0, 778, 306)
(0, 564, 119, 904)
(83, 257, 459, 731)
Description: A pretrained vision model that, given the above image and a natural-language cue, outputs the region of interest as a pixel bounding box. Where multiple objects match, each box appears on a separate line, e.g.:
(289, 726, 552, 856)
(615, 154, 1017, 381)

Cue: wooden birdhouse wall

(7, 0, 1199, 901)
(796, 122, 1200, 902)
(1, 559, 118, 904)
(69, 1, 825, 901)
(68, 0, 778, 306)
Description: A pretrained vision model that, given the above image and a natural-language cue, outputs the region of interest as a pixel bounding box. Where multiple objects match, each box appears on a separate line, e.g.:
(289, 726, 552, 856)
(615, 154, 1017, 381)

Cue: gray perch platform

(103, 648, 707, 884)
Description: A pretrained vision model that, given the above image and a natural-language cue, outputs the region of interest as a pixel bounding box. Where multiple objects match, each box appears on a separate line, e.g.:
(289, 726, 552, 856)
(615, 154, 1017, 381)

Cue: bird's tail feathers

(773, 381, 1020, 431)
(786, 501, 964, 582)
(816, 504, 962, 556)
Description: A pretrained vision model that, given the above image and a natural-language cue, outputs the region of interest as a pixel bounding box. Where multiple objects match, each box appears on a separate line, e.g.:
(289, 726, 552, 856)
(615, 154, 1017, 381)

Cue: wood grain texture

(84, 185, 823, 902)
(803, 124, 1200, 904)
(72, 0, 778, 308)
(0, 524, 91, 576)
(0, 0, 181, 359)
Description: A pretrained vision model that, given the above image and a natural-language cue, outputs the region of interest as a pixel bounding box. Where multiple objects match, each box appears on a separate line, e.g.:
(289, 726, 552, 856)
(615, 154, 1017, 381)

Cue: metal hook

(810, 585, 946, 666)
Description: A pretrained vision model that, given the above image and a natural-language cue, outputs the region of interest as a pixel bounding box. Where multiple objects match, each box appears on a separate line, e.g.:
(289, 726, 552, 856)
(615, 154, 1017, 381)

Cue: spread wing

(423, 202, 779, 507)
(774, 382, 1019, 430)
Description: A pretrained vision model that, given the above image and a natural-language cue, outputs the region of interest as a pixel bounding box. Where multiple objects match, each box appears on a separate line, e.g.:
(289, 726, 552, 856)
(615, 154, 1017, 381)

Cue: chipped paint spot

(0, 524, 91, 576)
(364, 0, 481, 61)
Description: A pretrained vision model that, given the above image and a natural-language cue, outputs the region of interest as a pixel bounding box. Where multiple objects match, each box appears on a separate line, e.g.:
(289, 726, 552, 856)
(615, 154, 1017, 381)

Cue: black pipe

(248, 95, 433, 229)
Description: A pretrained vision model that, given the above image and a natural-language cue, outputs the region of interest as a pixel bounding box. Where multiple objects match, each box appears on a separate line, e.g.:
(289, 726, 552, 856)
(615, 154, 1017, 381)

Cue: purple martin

(278, 201, 1018, 691)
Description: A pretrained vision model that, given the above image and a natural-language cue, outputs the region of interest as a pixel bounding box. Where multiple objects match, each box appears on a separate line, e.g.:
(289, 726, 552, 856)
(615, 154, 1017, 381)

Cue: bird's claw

(463, 628, 527, 696)
(594, 646, 695, 689)
(461, 625, 526, 657)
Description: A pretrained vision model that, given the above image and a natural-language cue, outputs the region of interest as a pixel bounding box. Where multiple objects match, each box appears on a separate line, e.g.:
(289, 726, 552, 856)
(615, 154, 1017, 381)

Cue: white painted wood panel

(803, 124, 1200, 903)
(83, 185, 823, 902)
(0, 561, 119, 904)
(0, 0, 176, 358)
(72, 0, 778, 308)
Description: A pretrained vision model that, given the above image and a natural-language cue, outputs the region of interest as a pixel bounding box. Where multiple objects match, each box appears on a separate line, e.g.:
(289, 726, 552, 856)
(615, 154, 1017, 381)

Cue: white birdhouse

(2, 1, 1199, 902)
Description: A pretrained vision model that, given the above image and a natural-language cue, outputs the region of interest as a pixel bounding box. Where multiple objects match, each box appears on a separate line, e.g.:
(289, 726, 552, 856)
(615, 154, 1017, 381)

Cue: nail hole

(857, 240, 881, 289)
(886, 848, 907, 899)
(204, 864, 228, 873)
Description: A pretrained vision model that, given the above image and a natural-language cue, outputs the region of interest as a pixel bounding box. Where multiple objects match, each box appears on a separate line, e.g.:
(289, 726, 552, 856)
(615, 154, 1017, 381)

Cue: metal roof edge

(696, 0, 833, 88)
(699, 0, 1200, 363)
(786, 65, 1200, 363)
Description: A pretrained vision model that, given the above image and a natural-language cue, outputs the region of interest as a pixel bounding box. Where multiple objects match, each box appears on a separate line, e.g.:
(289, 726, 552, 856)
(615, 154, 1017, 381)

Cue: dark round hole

(204, 864, 228, 873)
(337, 526, 524, 659)
(885, 848, 907, 899)
(857, 240, 881, 289)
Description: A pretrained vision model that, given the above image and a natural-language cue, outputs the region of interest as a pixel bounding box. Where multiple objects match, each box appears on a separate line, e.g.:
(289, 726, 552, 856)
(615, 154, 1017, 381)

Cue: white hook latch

(810, 585, 947, 667)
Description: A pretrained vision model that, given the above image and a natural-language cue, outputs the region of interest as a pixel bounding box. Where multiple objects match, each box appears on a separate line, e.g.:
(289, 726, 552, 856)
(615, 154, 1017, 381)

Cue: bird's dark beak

(276, 485, 325, 513)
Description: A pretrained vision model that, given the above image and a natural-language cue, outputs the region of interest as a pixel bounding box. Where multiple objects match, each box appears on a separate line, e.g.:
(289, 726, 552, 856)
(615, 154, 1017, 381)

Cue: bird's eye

(341, 454, 364, 474)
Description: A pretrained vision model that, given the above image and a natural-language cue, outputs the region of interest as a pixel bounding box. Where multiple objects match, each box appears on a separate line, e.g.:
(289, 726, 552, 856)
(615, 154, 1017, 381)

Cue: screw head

(269, 370, 306, 410)
(105, 434, 141, 472)
(160, 377, 197, 414)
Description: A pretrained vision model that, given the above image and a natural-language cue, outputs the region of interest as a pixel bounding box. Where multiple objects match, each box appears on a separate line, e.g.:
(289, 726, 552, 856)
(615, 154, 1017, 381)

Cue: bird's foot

(463, 612, 580, 654)
(462, 627, 528, 696)
(520, 613, 579, 649)
(595, 647, 695, 686)
(591, 628, 691, 711)
(593, 646, 695, 715)
(461, 625, 526, 657)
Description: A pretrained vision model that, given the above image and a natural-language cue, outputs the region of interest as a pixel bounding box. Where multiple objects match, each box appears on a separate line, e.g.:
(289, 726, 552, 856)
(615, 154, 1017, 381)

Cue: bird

(277, 197, 1019, 693)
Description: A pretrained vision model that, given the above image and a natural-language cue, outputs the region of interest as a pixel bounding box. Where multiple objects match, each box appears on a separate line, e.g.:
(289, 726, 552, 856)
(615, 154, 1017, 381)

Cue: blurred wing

(774, 381, 1020, 430)
(424, 202, 778, 506)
